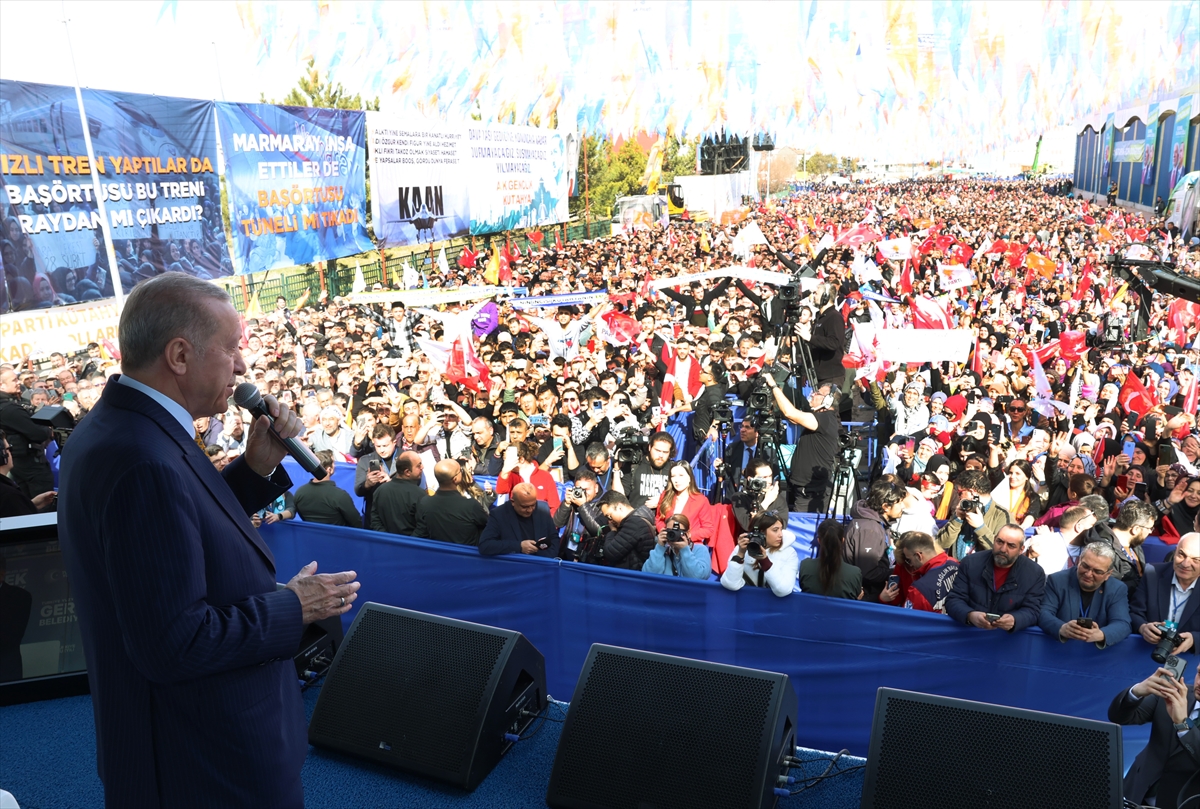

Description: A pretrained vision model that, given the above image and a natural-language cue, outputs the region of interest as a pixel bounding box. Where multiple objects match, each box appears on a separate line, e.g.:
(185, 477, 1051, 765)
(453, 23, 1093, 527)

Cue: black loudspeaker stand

(307, 602, 546, 791)
(546, 644, 798, 809)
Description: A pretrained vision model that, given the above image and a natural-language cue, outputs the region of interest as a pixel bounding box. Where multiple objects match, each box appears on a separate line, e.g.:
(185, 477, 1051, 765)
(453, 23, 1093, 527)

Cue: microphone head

(232, 382, 262, 410)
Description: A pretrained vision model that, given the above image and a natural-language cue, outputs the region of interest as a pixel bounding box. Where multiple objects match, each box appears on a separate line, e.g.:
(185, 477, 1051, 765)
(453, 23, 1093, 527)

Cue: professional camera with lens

(744, 476, 769, 495)
(1151, 621, 1184, 664)
(960, 499, 983, 515)
(665, 527, 686, 544)
(614, 427, 648, 466)
(746, 530, 767, 555)
(745, 377, 774, 411)
(1084, 313, 1127, 350)
(777, 282, 802, 307)
(565, 487, 583, 502)
(711, 401, 734, 425)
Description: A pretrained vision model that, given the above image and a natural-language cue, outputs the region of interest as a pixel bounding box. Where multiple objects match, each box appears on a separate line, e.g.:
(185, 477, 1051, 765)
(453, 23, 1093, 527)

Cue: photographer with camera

(1131, 533, 1200, 659)
(759, 361, 842, 514)
(553, 471, 605, 561)
(732, 458, 788, 535)
(595, 490, 657, 570)
(613, 430, 675, 509)
(1108, 661, 1199, 809)
(721, 511, 799, 598)
(642, 514, 712, 580)
(715, 418, 762, 494)
(936, 469, 1012, 560)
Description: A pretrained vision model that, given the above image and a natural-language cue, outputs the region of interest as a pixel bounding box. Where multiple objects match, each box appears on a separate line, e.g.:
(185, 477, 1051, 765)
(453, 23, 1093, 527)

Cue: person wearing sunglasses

(1004, 398, 1035, 444)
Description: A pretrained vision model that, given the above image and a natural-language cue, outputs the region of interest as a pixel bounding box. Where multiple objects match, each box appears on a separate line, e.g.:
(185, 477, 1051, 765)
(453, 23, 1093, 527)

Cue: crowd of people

(3, 178, 1199, 659)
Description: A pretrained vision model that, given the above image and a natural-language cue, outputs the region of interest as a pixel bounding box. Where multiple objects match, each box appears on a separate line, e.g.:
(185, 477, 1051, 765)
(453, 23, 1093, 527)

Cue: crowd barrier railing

(263, 519, 1156, 758)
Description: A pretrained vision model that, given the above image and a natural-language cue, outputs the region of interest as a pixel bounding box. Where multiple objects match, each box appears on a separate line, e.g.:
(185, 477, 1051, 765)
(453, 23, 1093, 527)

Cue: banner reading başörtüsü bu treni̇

(0, 80, 224, 311)
(216, 102, 372, 275)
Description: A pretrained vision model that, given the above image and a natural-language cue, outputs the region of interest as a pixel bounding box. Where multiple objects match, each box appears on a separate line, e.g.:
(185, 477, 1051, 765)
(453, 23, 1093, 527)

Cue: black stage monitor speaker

(546, 644, 797, 809)
(860, 688, 1123, 809)
(308, 602, 546, 791)
(276, 583, 343, 680)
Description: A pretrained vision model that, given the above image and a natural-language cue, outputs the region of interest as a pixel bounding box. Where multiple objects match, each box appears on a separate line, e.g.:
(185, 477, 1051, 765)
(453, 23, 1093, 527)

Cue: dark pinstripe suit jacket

(59, 378, 306, 808)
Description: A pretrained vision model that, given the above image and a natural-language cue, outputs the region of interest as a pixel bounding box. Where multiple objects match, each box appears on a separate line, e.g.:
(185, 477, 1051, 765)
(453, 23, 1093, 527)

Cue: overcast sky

(0, 0, 299, 102)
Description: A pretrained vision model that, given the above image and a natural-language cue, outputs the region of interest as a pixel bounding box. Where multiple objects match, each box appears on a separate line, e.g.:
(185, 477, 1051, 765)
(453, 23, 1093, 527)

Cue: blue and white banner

(0, 80, 223, 310)
(508, 291, 609, 310)
(215, 102, 372, 275)
(467, 123, 570, 235)
(366, 116, 471, 249)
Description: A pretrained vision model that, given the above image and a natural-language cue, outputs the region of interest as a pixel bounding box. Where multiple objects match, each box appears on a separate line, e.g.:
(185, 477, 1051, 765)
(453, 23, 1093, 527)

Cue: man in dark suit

(58, 273, 360, 809)
(478, 483, 560, 557)
(945, 524, 1046, 631)
(1108, 664, 1200, 808)
(414, 459, 489, 545)
(371, 451, 427, 535)
(353, 423, 398, 528)
(719, 419, 762, 493)
(1132, 533, 1200, 657)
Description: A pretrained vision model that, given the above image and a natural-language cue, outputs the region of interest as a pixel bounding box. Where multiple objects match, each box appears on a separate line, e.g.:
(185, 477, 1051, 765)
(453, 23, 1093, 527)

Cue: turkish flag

(1117, 372, 1157, 419)
(949, 242, 974, 265)
(598, 310, 641, 345)
(1125, 227, 1148, 242)
(555, 230, 564, 251)
(909, 295, 953, 329)
(834, 223, 883, 249)
(1017, 340, 1061, 366)
(458, 246, 478, 269)
(917, 235, 939, 255)
(1058, 331, 1088, 362)
(528, 231, 545, 245)
(446, 335, 489, 393)
(897, 205, 913, 220)
(1073, 262, 1093, 301)
(1183, 373, 1198, 417)
(1006, 243, 1029, 269)
(898, 254, 917, 294)
(935, 234, 955, 252)
(1082, 215, 1095, 225)
(970, 333, 983, 376)
(984, 239, 1008, 255)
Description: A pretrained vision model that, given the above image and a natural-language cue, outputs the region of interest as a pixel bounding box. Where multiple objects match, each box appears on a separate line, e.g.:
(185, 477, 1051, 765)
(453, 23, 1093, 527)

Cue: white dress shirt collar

(117, 374, 196, 438)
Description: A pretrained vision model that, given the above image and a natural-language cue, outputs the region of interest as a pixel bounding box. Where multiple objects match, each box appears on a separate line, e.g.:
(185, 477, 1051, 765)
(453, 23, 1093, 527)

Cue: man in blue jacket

(946, 524, 1046, 631)
(1038, 542, 1131, 648)
(479, 483, 560, 557)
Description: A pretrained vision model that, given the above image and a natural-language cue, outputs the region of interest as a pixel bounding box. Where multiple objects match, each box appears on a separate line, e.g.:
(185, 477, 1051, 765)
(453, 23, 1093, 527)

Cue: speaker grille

(870, 697, 1116, 809)
(552, 650, 777, 808)
(309, 608, 507, 774)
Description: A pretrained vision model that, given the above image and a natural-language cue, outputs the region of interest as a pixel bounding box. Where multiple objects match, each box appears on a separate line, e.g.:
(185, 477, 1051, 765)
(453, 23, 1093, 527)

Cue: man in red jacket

(879, 531, 959, 614)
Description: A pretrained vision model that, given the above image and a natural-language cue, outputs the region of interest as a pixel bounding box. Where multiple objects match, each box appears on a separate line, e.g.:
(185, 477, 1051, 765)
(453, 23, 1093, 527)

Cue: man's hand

(31, 491, 57, 509)
(991, 613, 1016, 631)
(1177, 631, 1195, 654)
(365, 469, 388, 489)
(250, 514, 262, 528)
(262, 511, 281, 525)
(963, 507, 985, 529)
(1131, 668, 1192, 723)
(244, 393, 303, 477)
(967, 611, 997, 629)
(879, 582, 900, 603)
(1140, 622, 1164, 644)
(519, 540, 539, 554)
(1059, 620, 1096, 642)
(285, 561, 359, 624)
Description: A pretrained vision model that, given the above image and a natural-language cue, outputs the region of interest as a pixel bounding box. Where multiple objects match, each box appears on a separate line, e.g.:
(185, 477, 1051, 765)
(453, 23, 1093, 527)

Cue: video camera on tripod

(613, 427, 648, 466)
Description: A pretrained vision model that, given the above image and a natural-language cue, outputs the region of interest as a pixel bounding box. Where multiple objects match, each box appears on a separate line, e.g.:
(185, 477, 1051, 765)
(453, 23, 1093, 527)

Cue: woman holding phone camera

(720, 512, 798, 597)
(991, 459, 1043, 529)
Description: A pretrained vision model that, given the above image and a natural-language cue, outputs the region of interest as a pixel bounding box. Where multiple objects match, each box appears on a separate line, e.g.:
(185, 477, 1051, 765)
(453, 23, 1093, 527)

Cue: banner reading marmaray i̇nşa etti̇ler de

(0, 80, 224, 309)
(215, 102, 372, 275)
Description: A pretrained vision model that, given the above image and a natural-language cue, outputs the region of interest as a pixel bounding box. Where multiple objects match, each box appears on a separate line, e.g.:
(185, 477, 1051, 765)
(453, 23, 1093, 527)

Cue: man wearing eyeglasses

(1038, 542, 1131, 648)
(1131, 533, 1200, 656)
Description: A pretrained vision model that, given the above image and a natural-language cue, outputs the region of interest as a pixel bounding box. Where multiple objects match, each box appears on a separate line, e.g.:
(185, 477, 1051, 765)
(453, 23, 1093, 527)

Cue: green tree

(840, 156, 863, 174)
(805, 152, 839, 176)
(661, 134, 697, 183)
(263, 58, 381, 111)
(596, 138, 648, 217)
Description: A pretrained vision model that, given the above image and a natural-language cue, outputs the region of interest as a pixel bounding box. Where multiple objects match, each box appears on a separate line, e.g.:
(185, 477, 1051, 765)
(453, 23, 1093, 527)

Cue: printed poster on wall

(365, 116, 470, 249)
(1142, 102, 1160, 185)
(466, 124, 571, 235)
(1100, 112, 1115, 188)
(1169, 95, 1193, 189)
(215, 103, 372, 275)
(0, 80, 223, 312)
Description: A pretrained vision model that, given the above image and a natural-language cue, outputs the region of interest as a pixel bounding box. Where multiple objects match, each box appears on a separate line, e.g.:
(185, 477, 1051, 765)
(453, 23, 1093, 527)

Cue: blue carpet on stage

(0, 682, 866, 809)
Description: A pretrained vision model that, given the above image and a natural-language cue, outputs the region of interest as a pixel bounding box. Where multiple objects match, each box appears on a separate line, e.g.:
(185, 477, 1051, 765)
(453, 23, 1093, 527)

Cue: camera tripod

(710, 417, 734, 505)
(824, 442, 864, 521)
(774, 321, 817, 396)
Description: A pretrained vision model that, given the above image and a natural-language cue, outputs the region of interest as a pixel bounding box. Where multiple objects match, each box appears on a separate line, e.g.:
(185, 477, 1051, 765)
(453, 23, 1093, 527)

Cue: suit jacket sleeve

(478, 510, 522, 556)
(221, 456, 291, 515)
(1100, 584, 1132, 648)
(353, 455, 372, 497)
(1130, 565, 1152, 631)
(1010, 565, 1046, 632)
(944, 560, 974, 625)
(1038, 574, 1068, 640)
(734, 279, 764, 308)
(100, 457, 303, 683)
(1107, 688, 1158, 725)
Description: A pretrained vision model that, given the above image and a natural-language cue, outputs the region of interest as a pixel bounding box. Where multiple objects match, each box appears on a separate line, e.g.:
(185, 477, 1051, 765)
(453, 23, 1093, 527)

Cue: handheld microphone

(233, 382, 326, 480)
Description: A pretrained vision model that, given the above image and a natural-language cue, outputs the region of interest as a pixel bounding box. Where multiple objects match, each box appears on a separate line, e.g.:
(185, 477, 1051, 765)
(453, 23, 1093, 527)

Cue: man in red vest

(879, 531, 959, 614)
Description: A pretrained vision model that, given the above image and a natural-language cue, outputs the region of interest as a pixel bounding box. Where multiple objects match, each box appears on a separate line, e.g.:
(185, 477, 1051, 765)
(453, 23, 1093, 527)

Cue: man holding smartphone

(1037, 543, 1131, 648)
(1108, 662, 1199, 808)
(945, 524, 1046, 632)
